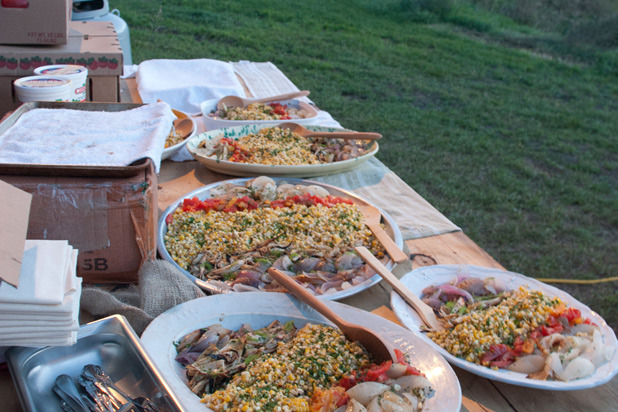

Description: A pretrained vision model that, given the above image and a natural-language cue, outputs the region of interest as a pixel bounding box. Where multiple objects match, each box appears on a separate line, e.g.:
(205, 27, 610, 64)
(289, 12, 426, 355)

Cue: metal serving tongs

(81, 364, 161, 412)
(354, 246, 443, 331)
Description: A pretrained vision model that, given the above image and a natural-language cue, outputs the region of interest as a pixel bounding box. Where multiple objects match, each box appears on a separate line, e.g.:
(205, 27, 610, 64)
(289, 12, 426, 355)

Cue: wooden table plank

(406, 231, 504, 270)
(493, 377, 618, 412)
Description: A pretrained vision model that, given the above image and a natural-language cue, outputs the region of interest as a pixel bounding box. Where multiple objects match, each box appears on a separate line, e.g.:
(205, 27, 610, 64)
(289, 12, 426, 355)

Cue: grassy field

(110, 0, 617, 330)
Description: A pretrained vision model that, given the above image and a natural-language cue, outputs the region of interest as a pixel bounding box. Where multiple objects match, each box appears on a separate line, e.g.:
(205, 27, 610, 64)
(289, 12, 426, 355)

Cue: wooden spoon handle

(251, 90, 310, 104)
(267, 268, 349, 330)
(365, 221, 408, 263)
(304, 131, 382, 140)
(354, 246, 442, 330)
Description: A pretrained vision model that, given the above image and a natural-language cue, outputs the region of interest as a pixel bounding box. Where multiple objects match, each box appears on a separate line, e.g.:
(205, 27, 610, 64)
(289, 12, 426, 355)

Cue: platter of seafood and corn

(157, 176, 403, 300)
(391, 264, 618, 390)
(187, 124, 379, 177)
(140, 292, 462, 411)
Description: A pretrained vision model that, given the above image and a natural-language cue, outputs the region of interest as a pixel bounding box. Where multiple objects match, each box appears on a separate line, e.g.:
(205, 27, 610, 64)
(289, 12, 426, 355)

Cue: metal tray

(5, 315, 185, 412)
(0, 101, 150, 178)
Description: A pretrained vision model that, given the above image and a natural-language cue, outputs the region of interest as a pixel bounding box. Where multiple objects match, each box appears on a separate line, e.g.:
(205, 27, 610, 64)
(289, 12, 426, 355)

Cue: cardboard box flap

(0, 21, 123, 76)
(0, 179, 32, 287)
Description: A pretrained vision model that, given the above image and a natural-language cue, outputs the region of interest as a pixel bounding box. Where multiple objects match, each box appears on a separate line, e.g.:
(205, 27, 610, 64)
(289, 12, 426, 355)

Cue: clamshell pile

(164, 177, 387, 296)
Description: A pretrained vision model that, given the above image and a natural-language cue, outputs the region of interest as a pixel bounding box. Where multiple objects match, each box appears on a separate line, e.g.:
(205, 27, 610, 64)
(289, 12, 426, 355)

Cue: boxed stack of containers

(0, 6, 124, 115)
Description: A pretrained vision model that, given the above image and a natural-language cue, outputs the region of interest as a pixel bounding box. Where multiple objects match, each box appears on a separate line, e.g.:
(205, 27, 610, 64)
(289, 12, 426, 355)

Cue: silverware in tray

(5, 315, 184, 412)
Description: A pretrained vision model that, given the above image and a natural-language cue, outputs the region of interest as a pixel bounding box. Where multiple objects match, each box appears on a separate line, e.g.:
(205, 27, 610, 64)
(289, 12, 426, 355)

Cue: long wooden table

(0, 78, 616, 411)
(154, 160, 618, 412)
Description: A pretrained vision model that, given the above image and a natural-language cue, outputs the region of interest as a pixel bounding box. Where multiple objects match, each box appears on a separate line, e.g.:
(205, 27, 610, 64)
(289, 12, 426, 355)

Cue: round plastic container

(13, 76, 72, 103)
(34, 65, 88, 102)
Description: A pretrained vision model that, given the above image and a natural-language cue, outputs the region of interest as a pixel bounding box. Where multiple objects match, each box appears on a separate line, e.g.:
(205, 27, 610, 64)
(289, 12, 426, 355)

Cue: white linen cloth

(0, 240, 69, 305)
(0, 240, 81, 352)
(0, 103, 175, 173)
(314, 158, 460, 239)
(136, 59, 246, 115)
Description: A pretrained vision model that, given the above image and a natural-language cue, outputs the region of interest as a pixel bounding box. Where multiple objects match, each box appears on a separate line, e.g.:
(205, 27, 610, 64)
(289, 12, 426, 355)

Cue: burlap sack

(80, 260, 205, 335)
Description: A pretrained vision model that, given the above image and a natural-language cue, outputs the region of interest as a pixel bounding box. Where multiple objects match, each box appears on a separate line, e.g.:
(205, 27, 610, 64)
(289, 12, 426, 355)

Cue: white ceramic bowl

(200, 98, 319, 131)
(161, 109, 197, 160)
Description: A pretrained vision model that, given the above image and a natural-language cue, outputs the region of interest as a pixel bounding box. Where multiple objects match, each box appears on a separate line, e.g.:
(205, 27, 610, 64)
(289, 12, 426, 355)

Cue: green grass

(110, 0, 618, 331)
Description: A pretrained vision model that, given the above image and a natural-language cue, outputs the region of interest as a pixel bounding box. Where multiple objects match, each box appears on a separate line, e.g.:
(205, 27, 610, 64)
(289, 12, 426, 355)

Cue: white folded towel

(0, 103, 175, 173)
(0, 333, 77, 346)
(0, 318, 75, 328)
(0, 274, 81, 316)
(137, 58, 245, 115)
(0, 240, 70, 305)
(0, 278, 81, 346)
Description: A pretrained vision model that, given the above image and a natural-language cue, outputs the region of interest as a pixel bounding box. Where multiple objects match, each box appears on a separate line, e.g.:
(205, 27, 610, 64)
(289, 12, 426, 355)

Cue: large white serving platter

(200, 98, 319, 130)
(157, 177, 403, 300)
(391, 264, 618, 390)
(141, 292, 462, 412)
(187, 124, 379, 178)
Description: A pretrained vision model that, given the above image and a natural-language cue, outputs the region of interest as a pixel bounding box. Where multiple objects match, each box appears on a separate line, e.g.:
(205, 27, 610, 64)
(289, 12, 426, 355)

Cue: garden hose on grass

(536, 276, 618, 284)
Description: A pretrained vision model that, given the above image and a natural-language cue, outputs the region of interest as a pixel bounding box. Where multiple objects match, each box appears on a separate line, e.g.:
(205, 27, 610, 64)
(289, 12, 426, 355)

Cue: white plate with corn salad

(200, 98, 319, 130)
(158, 177, 403, 300)
(141, 292, 462, 412)
(391, 264, 618, 390)
(187, 124, 379, 178)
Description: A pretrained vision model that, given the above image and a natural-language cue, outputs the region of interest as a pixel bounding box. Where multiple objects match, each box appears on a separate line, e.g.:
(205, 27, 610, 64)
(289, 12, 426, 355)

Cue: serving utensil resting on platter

(354, 246, 443, 331)
(216, 90, 311, 110)
(157, 101, 194, 140)
(171, 118, 193, 138)
(358, 204, 408, 263)
(278, 122, 382, 141)
(268, 267, 396, 363)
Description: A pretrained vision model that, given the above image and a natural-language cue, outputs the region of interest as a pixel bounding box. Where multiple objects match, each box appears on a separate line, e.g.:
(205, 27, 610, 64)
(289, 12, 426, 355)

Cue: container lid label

(39, 66, 86, 76)
(20, 78, 70, 88)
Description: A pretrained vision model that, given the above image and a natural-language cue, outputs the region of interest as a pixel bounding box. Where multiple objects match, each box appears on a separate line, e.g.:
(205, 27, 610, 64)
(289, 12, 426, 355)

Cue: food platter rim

(186, 123, 379, 177)
(390, 263, 618, 390)
(157, 176, 403, 301)
(200, 98, 320, 124)
(140, 291, 462, 412)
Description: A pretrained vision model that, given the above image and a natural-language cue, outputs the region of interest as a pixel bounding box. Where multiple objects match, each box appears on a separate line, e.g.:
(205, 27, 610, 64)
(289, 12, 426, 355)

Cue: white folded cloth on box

(0, 103, 175, 173)
(0, 240, 71, 305)
(137, 58, 246, 115)
(0, 240, 81, 349)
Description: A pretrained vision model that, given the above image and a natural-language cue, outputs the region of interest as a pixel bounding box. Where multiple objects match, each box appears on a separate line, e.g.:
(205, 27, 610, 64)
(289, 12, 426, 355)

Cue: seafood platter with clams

(186, 124, 379, 177)
(158, 176, 403, 300)
(392, 265, 618, 390)
(141, 293, 462, 412)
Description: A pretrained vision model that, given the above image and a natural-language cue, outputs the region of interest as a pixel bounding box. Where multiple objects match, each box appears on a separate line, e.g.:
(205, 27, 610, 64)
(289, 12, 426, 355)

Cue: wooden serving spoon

(268, 268, 396, 363)
(216, 90, 311, 110)
(357, 204, 408, 263)
(278, 122, 382, 141)
(156, 101, 194, 139)
(172, 117, 193, 138)
(354, 246, 443, 331)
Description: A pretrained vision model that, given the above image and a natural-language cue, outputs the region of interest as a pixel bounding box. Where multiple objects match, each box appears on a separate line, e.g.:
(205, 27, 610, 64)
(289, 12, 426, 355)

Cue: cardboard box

(0, 0, 71, 45)
(0, 102, 158, 284)
(0, 180, 32, 287)
(0, 21, 123, 115)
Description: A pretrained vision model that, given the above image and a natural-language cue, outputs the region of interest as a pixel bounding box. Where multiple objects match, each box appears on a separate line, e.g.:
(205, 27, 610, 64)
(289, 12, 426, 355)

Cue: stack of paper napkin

(0, 240, 81, 348)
